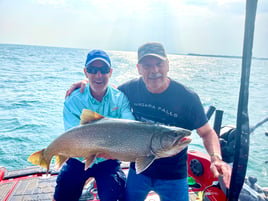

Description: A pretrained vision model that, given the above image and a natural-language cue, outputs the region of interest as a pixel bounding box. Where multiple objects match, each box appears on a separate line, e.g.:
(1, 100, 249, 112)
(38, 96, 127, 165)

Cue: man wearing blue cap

(53, 49, 135, 201)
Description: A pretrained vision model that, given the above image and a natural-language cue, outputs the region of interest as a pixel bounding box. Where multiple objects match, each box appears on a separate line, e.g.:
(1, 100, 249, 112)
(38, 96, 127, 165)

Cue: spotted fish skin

(28, 109, 192, 174)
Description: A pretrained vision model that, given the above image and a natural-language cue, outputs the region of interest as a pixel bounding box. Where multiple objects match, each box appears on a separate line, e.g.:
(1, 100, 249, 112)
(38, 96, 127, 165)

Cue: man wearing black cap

(66, 43, 232, 201)
(54, 49, 134, 201)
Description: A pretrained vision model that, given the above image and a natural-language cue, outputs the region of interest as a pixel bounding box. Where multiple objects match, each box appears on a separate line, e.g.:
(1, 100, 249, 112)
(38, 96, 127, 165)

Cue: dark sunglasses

(86, 66, 111, 74)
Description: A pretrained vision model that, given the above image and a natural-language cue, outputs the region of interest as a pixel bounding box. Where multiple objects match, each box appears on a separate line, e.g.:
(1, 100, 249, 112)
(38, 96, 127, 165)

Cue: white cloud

(0, 0, 267, 57)
(36, 0, 66, 6)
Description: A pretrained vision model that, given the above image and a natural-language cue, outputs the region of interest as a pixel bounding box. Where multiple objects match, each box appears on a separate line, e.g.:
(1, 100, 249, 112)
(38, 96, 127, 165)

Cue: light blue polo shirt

(63, 83, 135, 164)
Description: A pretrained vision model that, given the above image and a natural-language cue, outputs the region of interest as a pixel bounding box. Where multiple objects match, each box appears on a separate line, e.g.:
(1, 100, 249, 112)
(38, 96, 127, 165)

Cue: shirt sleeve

(189, 93, 208, 129)
(63, 97, 81, 131)
(119, 94, 135, 120)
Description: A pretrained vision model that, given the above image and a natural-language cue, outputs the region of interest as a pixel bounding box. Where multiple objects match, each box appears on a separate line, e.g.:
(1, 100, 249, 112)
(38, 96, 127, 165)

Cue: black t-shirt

(118, 77, 208, 179)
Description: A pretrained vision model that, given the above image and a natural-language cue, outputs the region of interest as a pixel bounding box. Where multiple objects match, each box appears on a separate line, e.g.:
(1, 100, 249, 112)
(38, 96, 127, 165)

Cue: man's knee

(54, 159, 87, 201)
(96, 166, 126, 201)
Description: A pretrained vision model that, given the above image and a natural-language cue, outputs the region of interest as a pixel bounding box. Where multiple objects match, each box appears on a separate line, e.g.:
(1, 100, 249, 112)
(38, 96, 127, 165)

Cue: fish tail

(28, 149, 50, 171)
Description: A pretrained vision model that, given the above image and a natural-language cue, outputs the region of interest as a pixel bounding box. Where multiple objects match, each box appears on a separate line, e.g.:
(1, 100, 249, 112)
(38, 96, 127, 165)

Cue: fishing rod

(250, 116, 268, 134)
(228, 0, 258, 200)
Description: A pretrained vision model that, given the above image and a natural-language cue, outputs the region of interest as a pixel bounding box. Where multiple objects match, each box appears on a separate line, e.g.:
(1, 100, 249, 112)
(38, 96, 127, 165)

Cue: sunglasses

(86, 66, 111, 74)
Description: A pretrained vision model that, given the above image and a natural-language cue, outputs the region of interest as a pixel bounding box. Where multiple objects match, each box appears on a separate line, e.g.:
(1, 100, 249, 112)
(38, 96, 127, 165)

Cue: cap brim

(138, 54, 167, 63)
(85, 57, 111, 67)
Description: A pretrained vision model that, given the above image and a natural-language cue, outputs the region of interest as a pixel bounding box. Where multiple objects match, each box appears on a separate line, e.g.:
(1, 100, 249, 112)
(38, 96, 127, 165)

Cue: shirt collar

(87, 84, 111, 103)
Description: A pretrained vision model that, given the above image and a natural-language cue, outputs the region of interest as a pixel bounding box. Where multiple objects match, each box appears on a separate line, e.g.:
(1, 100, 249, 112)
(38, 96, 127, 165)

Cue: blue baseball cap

(85, 49, 111, 68)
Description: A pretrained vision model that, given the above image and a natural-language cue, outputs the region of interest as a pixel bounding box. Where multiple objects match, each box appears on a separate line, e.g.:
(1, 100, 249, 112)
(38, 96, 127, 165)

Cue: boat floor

(0, 167, 199, 201)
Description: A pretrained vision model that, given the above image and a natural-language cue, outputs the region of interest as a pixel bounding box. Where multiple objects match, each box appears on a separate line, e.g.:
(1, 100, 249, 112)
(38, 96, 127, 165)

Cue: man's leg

(153, 177, 189, 201)
(124, 167, 152, 201)
(54, 158, 88, 201)
(93, 160, 126, 201)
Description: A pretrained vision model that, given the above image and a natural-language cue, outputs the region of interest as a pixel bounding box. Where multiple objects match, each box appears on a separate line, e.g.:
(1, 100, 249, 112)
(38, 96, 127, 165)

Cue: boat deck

(2, 151, 227, 201)
(0, 166, 199, 201)
(1, 175, 56, 201)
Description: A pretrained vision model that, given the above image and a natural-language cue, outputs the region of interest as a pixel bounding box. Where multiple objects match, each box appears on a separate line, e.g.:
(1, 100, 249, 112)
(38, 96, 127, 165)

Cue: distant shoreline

(187, 53, 268, 61)
(1, 43, 267, 61)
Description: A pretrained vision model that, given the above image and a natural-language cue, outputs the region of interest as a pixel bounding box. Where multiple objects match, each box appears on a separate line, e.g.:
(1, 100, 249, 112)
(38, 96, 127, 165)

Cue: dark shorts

(54, 158, 126, 201)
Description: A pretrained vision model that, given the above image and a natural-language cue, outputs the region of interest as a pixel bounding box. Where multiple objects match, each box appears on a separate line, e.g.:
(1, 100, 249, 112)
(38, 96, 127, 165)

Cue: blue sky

(1, 0, 267, 58)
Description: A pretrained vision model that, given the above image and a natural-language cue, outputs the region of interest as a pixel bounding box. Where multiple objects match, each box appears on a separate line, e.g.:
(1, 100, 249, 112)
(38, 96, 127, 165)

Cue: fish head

(151, 126, 192, 158)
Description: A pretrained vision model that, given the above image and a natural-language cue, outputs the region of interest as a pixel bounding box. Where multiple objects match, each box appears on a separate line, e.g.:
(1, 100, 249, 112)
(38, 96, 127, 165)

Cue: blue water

(0, 44, 267, 185)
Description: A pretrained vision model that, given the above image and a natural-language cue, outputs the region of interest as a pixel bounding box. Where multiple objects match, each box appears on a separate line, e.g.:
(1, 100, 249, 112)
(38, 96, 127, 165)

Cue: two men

(65, 42, 232, 201)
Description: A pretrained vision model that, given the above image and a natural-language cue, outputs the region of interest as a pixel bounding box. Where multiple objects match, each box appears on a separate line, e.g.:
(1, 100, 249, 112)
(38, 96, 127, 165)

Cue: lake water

(0, 43, 267, 185)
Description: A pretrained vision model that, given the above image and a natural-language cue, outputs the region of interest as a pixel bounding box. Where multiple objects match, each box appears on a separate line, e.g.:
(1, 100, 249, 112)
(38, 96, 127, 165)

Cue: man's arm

(119, 94, 135, 120)
(63, 97, 81, 131)
(197, 122, 232, 189)
(65, 80, 88, 98)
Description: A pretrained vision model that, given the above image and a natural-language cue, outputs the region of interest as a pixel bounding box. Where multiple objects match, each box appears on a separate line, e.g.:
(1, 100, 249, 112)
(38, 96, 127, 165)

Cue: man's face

(84, 60, 112, 95)
(137, 56, 169, 93)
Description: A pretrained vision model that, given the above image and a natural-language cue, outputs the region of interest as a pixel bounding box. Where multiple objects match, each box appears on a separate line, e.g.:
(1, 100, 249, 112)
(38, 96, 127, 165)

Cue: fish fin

(54, 155, 68, 170)
(135, 156, 155, 174)
(84, 155, 96, 170)
(28, 149, 50, 171)
(156, 137, 192, 158)
(80, 109, 104, 125)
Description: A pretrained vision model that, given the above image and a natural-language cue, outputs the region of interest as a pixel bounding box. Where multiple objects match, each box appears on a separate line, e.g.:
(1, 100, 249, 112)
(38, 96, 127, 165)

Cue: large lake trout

(28, 109, 192, 174)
